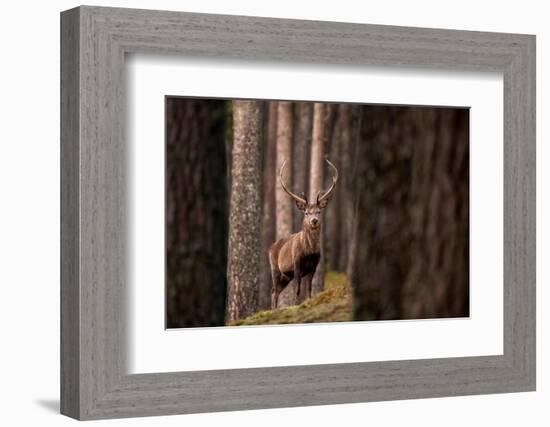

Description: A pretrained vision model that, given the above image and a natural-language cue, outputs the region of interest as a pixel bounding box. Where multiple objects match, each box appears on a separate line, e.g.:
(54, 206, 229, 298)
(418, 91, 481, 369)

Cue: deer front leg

(294, 261, 303, 299)
(304, 273, 313, 300)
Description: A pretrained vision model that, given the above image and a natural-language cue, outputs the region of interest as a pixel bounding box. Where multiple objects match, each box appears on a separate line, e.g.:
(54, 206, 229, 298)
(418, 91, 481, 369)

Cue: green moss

(230, 271, 352, 326)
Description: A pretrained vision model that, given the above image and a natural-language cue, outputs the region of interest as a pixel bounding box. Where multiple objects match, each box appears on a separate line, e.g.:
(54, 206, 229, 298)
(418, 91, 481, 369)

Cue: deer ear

(296, 200, 307, 211)
(318, 197, 330, 209)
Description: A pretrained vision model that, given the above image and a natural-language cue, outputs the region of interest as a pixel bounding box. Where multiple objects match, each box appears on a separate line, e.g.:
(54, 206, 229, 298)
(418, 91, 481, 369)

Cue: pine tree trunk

(292, 102, 313, 229)
(166, 99, 228, 328)
(275, 101, 294, 239)
(226, 100, 263, 323)
(338, 105, 358, 272)
(224, 102, 234, 195)
(309, 102, 327, 295)
(352, 106, 469, 321)
(345, 107, 362, 282)
(353, 107, 414, 320)
(275, 101, 297, 307)
(259, 102, 278, 310)
(401, 108, 469, 318)
(326, 109, 345, 271)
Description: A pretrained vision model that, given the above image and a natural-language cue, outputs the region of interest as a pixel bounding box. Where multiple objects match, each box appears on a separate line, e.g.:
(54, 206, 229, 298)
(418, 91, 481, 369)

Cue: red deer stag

(269, 158, 338, 309)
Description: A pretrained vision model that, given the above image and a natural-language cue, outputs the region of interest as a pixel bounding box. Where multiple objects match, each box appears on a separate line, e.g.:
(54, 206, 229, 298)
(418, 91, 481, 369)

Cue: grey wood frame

(60, 5, 536, 420)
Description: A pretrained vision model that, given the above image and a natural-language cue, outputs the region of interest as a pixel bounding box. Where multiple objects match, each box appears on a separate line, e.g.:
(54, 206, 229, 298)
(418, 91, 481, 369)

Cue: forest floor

(230, 271, 352, 326)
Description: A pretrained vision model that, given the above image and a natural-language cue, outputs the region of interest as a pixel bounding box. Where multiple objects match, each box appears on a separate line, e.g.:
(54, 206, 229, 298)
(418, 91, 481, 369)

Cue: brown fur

(270, 158, 337, 309)
(269, 211, 322, 309)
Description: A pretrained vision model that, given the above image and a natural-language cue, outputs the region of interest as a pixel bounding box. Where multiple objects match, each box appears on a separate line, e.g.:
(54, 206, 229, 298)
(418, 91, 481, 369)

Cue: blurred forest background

(166, 97, 469, 329)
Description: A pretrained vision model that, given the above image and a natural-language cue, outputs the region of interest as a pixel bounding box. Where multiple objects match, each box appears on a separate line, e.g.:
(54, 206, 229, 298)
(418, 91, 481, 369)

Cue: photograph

(53, 3, 537, 421)
(165, 98, 470, 329)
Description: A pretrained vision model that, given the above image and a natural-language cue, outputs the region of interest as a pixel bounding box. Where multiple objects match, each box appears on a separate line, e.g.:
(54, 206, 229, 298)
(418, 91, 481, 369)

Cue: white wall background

(0, 0, 546, 425)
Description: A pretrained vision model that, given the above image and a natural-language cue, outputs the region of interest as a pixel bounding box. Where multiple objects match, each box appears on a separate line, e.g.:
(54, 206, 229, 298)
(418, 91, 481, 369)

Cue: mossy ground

(230, 270, 352, 326)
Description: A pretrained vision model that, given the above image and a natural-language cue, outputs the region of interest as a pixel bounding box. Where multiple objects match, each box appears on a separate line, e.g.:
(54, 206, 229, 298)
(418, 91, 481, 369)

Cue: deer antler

(279, 159, 307, 205)
(317, 158, 338, 205)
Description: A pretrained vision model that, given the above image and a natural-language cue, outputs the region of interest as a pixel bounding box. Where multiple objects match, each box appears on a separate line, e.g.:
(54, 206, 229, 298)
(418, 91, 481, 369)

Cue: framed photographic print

(60, 5, 536, 420)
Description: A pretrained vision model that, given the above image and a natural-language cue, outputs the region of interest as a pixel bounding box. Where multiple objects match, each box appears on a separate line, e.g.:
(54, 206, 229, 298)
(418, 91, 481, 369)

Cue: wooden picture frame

(60, 5, 536, 420)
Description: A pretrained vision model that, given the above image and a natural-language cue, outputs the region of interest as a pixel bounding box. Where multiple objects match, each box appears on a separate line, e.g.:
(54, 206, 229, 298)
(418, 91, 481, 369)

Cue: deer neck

(300, 223, 321, 254)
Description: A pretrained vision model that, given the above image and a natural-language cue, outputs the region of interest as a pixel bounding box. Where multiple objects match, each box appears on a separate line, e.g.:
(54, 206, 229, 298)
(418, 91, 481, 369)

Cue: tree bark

(352, 107, 414, 320)
(401, 108, 469, 318)
(309, 102, 327, 295)
(292, 102, 313, 229)
(166, 98, 228, 328)
(275, 102, 294, 239)
(226, 100, 264, 323)
(345, 107, 362, 281)
(352, 106, 469, 321)
(275, 101, 297, 307)
(259, 102, 278, 310)
(338, 104, 359, 272)
(224, 101, 234, 196)
(327, 106, 350, 271)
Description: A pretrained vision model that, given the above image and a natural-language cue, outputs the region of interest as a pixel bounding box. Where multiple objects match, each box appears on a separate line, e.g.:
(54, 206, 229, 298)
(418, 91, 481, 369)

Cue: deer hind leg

(271, 271, 293, 310)
(270, 261, 287, 310)
(269, 253, 281, 309)
(271, 280, 280, 310)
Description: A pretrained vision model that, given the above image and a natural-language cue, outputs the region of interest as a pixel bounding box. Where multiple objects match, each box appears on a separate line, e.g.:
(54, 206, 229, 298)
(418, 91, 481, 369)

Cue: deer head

(279, 158, 338, 230)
